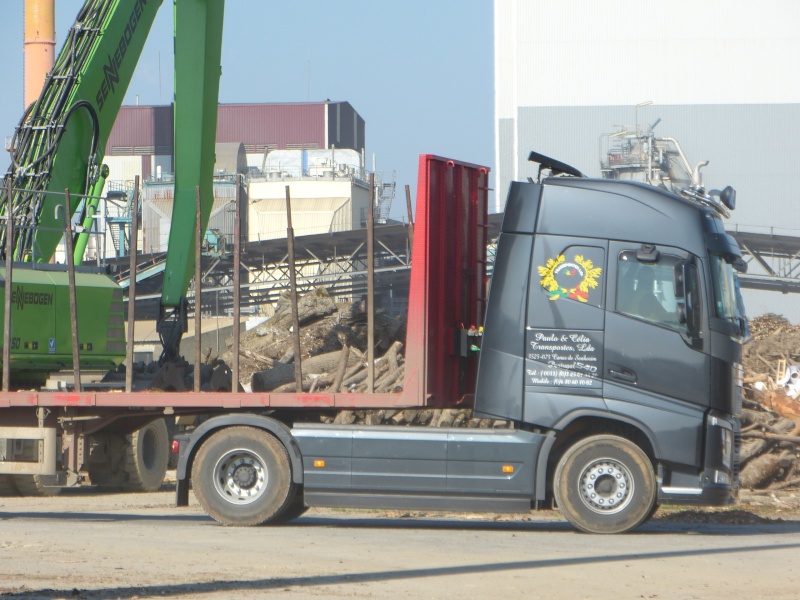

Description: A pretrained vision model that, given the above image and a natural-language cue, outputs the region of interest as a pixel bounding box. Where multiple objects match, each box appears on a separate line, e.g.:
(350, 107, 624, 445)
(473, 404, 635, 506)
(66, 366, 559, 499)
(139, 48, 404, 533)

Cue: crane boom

(1, 0, 162, 263)
(0, 0, 226, 371)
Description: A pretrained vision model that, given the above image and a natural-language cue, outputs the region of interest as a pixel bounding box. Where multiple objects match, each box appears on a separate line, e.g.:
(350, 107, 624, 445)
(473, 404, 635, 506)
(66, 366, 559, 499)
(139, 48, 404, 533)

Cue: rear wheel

(554, 435, 656, 534)
(123, 419, 170, 492)
(192, 426, 294, 526)
(12, 474, 61, 497)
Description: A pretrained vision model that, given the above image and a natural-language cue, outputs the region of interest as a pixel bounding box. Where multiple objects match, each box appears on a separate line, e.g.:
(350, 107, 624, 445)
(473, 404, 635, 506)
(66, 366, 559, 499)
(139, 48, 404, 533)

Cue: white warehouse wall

(494, 0, 800, 321)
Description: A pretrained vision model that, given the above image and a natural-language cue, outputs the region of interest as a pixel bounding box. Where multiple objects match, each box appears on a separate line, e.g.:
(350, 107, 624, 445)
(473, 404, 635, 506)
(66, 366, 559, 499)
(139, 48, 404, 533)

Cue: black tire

(12, 474, 62, 497)
(123, 419, 170, 492)
(0, 474, 19, 496)
(192, 426, 294, 526)
(554, 435, 656, 534)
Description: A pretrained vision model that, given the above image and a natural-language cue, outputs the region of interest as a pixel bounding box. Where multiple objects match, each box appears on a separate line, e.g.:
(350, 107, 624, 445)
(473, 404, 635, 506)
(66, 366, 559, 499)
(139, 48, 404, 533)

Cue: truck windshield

(709, 254, 739, 322)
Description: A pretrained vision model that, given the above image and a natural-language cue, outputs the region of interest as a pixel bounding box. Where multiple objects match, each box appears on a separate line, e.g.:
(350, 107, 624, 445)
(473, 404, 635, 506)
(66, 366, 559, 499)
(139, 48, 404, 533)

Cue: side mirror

(720, 186, 736, 211)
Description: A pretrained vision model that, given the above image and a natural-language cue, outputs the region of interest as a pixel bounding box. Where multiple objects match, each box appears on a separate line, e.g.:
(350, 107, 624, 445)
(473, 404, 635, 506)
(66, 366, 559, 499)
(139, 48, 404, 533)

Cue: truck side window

(616, 251, 685, 331)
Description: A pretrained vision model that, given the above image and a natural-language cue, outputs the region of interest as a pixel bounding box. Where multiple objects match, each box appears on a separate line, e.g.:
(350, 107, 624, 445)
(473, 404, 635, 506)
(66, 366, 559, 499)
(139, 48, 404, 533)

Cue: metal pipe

(63, 188, 81, 392)
(367, 173, 376, 393)
(125, 177, 140, 394)
(23, 0, 55, 108)
(285, 185, 303, 392)
(231, 175, 242, 392)
(3, 178, 13, 392)
(194, 186, 202, 393)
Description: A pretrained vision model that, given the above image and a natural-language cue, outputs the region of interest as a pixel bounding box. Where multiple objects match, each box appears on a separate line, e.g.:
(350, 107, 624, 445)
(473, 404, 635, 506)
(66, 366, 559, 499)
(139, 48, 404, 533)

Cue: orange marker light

(502, 465, 514, 474)
(313, 460, 326, 468)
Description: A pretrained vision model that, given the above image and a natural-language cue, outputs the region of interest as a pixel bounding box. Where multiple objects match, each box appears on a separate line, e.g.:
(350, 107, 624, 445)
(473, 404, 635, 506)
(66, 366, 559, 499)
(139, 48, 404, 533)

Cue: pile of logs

(740, 401, 800, 490)
(220, 287, 406, 395)
(740, 313, 800, 491)
(319, 407, 509, 429)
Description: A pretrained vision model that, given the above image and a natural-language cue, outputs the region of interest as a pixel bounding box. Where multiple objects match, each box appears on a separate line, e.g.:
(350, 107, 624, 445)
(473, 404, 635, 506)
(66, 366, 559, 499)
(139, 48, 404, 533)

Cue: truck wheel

(0, 475, 19, 496)
(12, 474, 61, 497)
(192, 426, 294, 526)
(554, 435, 655, 534)
(123, 419, 170, 492)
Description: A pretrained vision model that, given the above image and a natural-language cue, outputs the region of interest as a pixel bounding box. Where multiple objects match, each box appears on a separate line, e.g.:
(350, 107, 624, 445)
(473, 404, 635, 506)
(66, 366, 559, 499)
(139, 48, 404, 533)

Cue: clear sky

(0, 0, 495, 219)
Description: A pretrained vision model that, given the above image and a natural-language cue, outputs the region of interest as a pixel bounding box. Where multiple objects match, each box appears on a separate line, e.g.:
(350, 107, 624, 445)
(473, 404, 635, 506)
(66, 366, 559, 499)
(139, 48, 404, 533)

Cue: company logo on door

(538, 254, 601, 302)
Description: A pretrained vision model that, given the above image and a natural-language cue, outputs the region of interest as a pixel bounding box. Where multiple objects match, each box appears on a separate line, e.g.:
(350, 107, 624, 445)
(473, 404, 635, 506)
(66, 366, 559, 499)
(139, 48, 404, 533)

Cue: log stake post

(125, 177, 140, 393)
(405, 184, 414, 252)
(2, 177, 13, 392)
(285, 185, 303, 391)
(367, 174, 376, 393)
(194, 186, 202, 393)
(232, 174, 242, 392)
(63, 188, 81, 392)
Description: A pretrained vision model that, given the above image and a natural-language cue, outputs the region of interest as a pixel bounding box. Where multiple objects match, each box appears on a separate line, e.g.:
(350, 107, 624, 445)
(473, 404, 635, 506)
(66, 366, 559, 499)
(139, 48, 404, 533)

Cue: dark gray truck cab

(476, 178, 741, 512)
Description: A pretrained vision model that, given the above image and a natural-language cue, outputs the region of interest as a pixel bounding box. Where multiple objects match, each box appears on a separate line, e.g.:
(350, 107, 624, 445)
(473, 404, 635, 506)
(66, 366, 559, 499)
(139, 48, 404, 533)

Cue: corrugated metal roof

(105, 103, 365, 156)
(217, 103, 326, 149)
(106, 106, 174, 154)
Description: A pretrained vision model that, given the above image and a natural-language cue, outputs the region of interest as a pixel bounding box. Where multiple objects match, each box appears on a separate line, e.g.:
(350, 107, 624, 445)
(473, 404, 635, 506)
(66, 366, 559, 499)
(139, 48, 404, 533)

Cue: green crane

(0, 0, 225, 379)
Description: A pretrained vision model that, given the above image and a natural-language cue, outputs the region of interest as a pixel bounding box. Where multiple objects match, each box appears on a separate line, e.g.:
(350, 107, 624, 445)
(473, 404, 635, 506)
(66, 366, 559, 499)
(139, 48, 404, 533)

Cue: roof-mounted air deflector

(528, 151, 584, 183)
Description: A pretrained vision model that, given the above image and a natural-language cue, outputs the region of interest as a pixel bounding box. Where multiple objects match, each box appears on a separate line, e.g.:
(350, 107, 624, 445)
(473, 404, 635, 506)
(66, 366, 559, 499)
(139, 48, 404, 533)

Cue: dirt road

(1, 488, 799, 599)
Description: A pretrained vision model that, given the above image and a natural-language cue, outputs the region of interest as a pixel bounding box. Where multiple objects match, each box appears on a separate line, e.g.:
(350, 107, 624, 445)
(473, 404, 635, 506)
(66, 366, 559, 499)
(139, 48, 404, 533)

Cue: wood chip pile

(741, 313, 800, 491)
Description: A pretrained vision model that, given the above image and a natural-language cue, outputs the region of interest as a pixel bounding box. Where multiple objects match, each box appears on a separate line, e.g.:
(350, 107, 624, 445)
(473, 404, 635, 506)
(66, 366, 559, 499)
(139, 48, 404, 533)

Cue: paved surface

(1, 489, 799, 599)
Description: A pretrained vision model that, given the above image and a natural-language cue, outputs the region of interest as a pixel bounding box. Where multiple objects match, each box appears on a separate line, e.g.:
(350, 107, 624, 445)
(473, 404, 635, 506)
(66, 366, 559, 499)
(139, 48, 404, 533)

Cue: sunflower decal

(538, 254, 602, 302)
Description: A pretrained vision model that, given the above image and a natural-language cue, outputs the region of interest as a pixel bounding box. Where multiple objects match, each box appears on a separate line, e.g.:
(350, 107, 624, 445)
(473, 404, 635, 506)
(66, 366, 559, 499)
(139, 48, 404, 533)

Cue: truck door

(523, 235, 608, 427)
(603, 242, 710, 406)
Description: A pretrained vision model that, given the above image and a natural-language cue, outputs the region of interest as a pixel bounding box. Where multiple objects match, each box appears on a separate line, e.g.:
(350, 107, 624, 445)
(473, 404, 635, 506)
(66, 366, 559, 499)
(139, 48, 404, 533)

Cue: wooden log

(742, 431, 800, 445)
(417, 409, 435, 425)
(272, 374, 334, 393)
(331, 343, 351, 393)
(770, 477, 800, 491)
(739, 453, 782, 489)
(365, 410, 385, 426)
(740, 438, 770, 464)
(251, 348, 358, 392)
(334, 410, 356, 425)
(240, 348, 275, 368)
(267, 288, 337, 330)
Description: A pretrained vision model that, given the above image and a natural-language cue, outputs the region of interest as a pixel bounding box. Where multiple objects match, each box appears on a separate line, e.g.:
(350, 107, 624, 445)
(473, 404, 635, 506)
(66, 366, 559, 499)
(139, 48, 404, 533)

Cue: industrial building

(85, 101, 382, 261)
(494, 0, 800, 320)
(84, 101, 402, 322)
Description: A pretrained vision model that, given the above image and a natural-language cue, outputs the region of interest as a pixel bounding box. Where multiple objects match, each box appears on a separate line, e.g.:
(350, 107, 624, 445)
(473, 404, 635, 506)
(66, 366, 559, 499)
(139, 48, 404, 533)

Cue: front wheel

(554, 435, 656, 534)
(192, 426, 295, 526)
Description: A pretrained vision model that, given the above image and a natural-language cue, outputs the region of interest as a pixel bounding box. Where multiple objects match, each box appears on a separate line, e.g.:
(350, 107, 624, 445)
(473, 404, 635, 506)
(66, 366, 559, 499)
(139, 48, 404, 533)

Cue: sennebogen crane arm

(0, 0, 225, 363)
(157, 0, 224, 360)
(1, 0, 163, 263)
